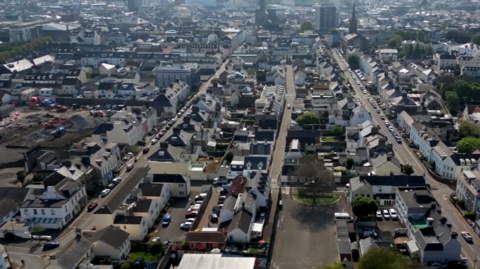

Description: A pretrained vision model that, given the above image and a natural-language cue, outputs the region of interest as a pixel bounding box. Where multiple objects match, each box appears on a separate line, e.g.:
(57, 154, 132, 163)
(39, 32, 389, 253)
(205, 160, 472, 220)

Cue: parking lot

(272, 194, 349, 269)
(153, 188, 201, 242)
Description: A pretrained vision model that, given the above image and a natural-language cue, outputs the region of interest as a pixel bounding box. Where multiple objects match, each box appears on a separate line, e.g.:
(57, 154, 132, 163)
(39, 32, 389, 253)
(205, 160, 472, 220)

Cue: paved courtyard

(272, 194, 349, 269)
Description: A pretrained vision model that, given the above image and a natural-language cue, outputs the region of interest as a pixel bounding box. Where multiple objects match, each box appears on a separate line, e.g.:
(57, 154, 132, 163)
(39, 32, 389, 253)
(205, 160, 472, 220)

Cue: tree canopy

(347, 55, 360, 69)
(294, 155, 335, 205)
(351, 196, 378, 218)
(459, 120, 480, 138)
(401, 164, 415, 175)
(296, 111, 320, 126)
(472, 34, 480, 46)
(300, 21, 314, 32)
(446, 30, 473, 44)
(388, 35, 403, 49)
(457, 137, 480, 154)
(332, 125, 343, 136)
(393, 30, 424, 41)
(359, 247, 417, 269)
(445, 91, 460, 115)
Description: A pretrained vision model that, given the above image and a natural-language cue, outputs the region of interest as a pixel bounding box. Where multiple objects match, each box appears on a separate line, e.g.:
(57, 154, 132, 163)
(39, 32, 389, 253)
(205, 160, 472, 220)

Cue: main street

(331, 50, 479, 267)
(4, 61, 230, 258)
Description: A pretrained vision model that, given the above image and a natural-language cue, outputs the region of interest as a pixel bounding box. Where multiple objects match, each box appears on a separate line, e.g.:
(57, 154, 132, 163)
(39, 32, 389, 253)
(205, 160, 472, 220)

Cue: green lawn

(323, 136, 338, 141)
(294, 194, 340, 205)
(129, 252, 159, 262)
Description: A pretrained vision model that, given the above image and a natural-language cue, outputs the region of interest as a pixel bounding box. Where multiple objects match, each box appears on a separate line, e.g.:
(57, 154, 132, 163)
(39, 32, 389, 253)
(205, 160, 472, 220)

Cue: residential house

(395, 187, 465, 265)
(20, 173, 88, 229)
(148, 174, 191, 198)
(93, 167, 155, 241)
(83, 225, 131, 261)
(455, 170, 480, 217)
(349, 175, 427, 206)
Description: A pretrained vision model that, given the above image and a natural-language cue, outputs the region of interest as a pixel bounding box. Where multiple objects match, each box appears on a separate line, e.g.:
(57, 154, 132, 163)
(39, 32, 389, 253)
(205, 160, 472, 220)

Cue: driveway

(272, 195, 349, 269)
(153, 189, 200, 242)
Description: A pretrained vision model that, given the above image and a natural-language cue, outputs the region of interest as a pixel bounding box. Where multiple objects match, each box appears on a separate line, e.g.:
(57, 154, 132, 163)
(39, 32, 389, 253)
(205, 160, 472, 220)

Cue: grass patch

(294, 194, 340, 205)
(323, 136, 338, 141)
(129, 252, 159, 262)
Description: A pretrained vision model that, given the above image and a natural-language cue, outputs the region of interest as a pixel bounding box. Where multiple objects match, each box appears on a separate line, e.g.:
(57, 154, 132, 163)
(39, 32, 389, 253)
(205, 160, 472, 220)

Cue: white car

(462, 231, 473, 242)
(389, 208, 397, 220)
(100, 189, 111, 197)
(112, 177, 122, 184)
(180, 221, 193, 230)
(376, 210, 383, 219)
(152, 237, 161, 242)
(382, 209, 390, 219)
(151, 139, 158, 144)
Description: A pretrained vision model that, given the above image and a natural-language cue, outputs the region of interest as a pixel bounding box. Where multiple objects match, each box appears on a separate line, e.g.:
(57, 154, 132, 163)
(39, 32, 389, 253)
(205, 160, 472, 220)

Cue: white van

(334, 212, 351, 220)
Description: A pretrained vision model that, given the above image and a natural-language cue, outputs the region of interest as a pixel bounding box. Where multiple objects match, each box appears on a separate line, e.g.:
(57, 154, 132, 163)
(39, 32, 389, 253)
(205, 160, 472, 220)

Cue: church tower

(349, 3, 357, 34)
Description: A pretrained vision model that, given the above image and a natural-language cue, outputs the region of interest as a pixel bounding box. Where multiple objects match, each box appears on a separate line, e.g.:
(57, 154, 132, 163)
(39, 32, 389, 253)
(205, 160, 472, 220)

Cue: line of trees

(0, 37, 51, 62)
(444, 80, 480, 113)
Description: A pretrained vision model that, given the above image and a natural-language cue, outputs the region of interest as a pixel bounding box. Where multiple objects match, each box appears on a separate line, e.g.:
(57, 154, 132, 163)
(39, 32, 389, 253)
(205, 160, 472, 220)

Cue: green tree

(457, 137, 480, 154)
(32, 226, 45, 234)
(446, 91, 460, 114)
(401, 164, 415, 175)
(121, 263, 132, 269)
(294, 154, 335, 205)
(388, 35, 403, 49)
(16, 171, 25, 184)
(346, 158, 354, 169)
(332, 125, 343, 136)
(472, 34, 480, 46)
(407, 45, 414, 56)
(225, 151, 234, 163)
(147, 242, 165, 255)
(300, 21, 314, 32)
(320, 262, 346, 269)
(347, 55, 360, 69)
(359, 247, 416, 269)
(459, 120, 480, 138)
(351, 196, 378, 218)
(416, 31, 426, 42)
(296, 111, 320, 126)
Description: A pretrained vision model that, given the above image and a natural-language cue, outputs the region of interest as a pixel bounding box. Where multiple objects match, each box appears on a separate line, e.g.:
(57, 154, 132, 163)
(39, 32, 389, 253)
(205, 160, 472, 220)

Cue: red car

(158, 131, 165, 137)
(88, 200, 99, 211)
(186, 211, 198, 218)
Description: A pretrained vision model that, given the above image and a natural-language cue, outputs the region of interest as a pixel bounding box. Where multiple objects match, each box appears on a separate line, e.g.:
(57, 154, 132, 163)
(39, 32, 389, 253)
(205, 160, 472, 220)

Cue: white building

(20, 175, 87, 229)
(93, 168, 158, 241)
(378, 49, 398, 63)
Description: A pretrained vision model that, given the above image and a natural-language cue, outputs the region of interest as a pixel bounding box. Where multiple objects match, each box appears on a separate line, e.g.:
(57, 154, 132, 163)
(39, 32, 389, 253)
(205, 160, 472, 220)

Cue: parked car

(151, 139, 158, 144)
(210, 214, 218, 223)
(107, 183, 115, 190)
(100, 189, 111, 197)
(186, 211, 198, 218)
(180, 221, 193, 230)
(88, 200, 98, 211)
(382, 209, 390, 219)
(112, 177, 122, 185)
(376, 210, 383, 219)
(43, 241, 60, 251)
(389, 208, 397, 220)
(462, 231, 473, 243)
(142, 147, 150, 154)
(162, 214, 171, 227)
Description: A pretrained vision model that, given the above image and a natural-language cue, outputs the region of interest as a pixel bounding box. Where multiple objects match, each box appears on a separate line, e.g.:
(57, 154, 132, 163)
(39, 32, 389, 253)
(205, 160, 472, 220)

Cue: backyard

(323, 136, 338, 142)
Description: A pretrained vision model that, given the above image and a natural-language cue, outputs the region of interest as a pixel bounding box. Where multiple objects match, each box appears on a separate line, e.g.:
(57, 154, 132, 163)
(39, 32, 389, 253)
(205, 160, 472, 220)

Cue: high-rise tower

(349, 3, 357, 34)
(314, 3, 338, 34)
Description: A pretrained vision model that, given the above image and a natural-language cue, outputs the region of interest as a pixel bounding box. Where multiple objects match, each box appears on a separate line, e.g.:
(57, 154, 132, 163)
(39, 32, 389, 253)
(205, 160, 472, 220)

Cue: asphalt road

(332, 50, 479, 266)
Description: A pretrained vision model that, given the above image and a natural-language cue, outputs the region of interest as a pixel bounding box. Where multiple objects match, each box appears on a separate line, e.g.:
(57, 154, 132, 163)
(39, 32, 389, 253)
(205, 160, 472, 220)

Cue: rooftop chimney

(402, 92, 408, 98)
(440, 216, 447, 225)
(173, 127, 180, 134)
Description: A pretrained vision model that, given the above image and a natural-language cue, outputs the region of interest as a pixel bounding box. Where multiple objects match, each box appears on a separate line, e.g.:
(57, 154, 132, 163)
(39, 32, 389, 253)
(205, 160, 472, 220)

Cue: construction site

(0, 108, 111, 165)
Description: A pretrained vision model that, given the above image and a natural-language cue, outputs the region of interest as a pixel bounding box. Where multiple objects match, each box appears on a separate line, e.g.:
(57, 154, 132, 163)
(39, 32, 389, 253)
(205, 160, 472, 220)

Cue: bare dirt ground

(0, 108, 109, 146)
(0, 167, 23, 187)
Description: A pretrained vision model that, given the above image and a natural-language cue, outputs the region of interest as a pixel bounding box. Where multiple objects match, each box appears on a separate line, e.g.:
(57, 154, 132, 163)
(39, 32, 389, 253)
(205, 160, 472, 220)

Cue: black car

(43, 241, 60, 251)
(142, 147, 150, 153)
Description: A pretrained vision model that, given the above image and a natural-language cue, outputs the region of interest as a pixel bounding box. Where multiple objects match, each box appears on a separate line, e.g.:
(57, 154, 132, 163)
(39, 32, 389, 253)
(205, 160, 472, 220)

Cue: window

(51, 209, 55, 215)
(41, 209, 45, 215)
(23, 209, 29, 215)
(179, 184, 184, 187)
(33, 209, 38, 215)
(65, 206, 68, 212)
(124, 226, 127, 229)
(179, 191, 185, 195)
